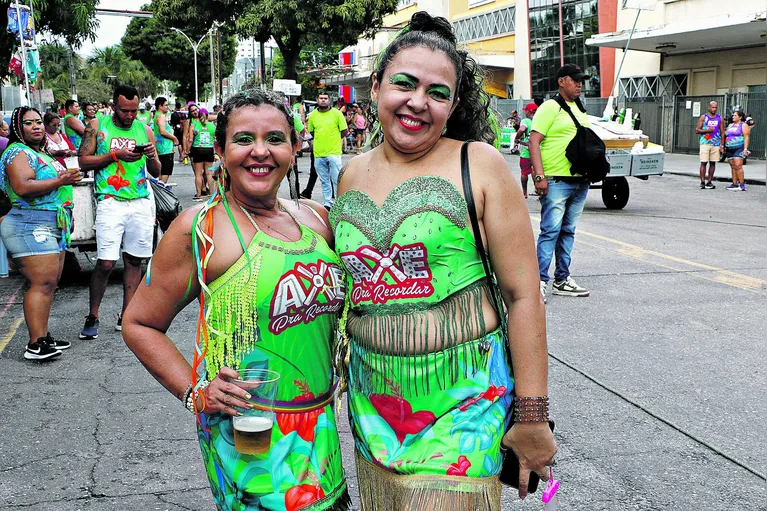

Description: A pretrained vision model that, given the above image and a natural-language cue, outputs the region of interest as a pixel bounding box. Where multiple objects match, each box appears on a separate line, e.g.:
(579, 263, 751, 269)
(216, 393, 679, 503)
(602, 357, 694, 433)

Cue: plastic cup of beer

(64, 156, 80, 172)
(231, 369, 279, 455)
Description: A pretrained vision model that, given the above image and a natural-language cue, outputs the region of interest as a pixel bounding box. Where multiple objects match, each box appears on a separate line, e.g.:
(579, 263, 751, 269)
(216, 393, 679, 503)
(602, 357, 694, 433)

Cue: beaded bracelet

(184, 380, 210, 413)
(513, 396, 550, 422)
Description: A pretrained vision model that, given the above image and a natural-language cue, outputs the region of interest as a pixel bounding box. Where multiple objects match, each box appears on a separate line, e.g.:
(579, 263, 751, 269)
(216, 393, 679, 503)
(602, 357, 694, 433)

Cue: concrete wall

(663, 46, 767, 93)
(612, 5, 665, 83)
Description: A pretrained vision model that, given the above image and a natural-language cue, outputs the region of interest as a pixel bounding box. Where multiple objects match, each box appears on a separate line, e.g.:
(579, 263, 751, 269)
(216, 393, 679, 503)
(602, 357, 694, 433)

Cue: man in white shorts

(78, 84, 161, 338)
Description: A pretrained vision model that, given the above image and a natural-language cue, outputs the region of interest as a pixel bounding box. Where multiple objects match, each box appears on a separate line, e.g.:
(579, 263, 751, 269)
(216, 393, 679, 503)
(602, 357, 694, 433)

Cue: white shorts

(96, 197, 154, 260)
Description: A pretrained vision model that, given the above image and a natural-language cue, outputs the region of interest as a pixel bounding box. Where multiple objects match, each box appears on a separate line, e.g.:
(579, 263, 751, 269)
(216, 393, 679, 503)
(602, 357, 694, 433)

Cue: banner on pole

(7, 4, 35, 41)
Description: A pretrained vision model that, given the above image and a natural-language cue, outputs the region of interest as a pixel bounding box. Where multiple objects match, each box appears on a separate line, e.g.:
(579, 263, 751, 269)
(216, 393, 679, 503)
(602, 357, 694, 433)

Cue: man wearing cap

(529, 64, 591, 303)
(136, 104, 151, 126)
(515, 102, 537, 198)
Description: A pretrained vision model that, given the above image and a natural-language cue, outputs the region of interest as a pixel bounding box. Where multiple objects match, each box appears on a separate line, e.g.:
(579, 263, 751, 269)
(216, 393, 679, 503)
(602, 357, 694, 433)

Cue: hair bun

(408, 11, 456, 45)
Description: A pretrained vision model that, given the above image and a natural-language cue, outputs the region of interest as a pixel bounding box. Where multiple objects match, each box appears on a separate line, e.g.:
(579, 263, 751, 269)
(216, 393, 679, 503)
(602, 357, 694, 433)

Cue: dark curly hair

(214, 88, 298, 149)
(4, 106, 47, 156)
(369, 11, 496, 146)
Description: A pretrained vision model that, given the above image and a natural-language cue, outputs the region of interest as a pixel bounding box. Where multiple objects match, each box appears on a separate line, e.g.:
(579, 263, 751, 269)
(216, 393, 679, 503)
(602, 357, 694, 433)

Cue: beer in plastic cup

(230, 369, 279, 455)
(64, 156, 80, 173)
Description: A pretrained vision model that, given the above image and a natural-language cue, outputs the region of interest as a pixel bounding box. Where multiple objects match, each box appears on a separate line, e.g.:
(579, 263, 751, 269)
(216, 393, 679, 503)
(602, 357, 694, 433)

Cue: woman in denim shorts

(0, 107, 82, 360)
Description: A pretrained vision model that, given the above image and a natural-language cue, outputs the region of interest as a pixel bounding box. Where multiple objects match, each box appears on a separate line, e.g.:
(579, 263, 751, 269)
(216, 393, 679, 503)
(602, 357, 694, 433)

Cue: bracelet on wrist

(184, 380, 209, 413)
(513, 396, 550, 423)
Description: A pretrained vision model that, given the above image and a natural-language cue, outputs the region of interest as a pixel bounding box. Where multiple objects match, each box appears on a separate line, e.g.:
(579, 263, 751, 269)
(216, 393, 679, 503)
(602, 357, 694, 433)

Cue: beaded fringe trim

(204, 253, 262, 376)
(348, 281, 490, 396)
(355, 451, 501, 511)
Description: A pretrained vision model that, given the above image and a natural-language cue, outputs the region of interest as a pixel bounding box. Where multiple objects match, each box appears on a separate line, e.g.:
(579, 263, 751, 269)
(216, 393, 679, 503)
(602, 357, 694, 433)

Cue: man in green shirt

(136, 104, 151, 126)
(307, 93, 348, 208)
(78, 84, 162, 338)
(529, 64, 591, 303)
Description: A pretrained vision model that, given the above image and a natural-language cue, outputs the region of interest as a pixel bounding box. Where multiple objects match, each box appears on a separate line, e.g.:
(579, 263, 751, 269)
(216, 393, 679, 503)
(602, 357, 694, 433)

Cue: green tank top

(152, 113, 174, 155)
(192, 119, 215, 148)
(330, 175, 490, 390)
(94, 115, 150, 201)
(63, 114, 82, 150)
(136, 111, 151, 125)
(195, 202, 348, 507)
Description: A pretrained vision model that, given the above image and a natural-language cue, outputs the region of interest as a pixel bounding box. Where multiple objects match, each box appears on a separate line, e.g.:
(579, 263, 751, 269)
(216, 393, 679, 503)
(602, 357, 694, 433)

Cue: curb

(663, 170, 766, 186)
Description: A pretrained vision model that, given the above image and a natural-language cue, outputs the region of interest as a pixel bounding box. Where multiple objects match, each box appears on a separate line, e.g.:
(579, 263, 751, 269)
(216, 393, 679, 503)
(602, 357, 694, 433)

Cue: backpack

(553, 95, 610, 183)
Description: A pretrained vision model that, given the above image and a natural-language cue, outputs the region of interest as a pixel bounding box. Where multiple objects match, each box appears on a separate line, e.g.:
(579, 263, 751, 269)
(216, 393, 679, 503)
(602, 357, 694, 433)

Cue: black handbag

(460, 141, 554, 492)
(150, 178, 182, 231)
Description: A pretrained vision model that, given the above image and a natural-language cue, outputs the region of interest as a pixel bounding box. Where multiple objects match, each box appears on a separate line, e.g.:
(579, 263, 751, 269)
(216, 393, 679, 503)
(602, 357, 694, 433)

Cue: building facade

(587, 1, 766, 97)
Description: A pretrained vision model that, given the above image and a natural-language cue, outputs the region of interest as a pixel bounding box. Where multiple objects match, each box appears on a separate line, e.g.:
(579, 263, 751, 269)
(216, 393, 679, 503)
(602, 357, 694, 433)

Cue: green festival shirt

(153, 112, 174, 156)
(136, 111, 152, 125)
(191, 119, 216, 148)
(94, 115, 150, 201)
(307, 109, 347, 158)
(63, 114, 82, 150)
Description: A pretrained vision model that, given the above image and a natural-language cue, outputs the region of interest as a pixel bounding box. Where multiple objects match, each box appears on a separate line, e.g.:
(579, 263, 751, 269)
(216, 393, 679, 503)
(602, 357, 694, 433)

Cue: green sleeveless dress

(330, 176, 513, 510)
(193, 200, 350, 511)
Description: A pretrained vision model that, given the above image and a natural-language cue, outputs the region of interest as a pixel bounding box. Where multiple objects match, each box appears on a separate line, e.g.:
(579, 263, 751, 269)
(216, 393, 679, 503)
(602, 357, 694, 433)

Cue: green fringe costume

(330, 176, 514, 511)
(192, 198, 351, 511)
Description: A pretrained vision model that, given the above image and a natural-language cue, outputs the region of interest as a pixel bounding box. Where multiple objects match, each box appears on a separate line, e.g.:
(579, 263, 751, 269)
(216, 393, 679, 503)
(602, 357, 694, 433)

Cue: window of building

(397, 0, 416, 9)
(529, 0, 601, 98)
(454, 6, 515, 43)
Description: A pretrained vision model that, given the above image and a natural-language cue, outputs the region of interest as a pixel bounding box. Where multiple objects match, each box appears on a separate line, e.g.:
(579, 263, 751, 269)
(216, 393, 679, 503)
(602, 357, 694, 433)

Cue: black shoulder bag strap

(553, 94, 582, 129)
(460, 141, 508, 339)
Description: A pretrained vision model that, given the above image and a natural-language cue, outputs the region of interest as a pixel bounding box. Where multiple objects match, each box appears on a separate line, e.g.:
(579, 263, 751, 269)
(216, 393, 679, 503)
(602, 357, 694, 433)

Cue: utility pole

(217, 28, 223, 100)
(209, 28, 216, 105)
(259, 41, 266, 90)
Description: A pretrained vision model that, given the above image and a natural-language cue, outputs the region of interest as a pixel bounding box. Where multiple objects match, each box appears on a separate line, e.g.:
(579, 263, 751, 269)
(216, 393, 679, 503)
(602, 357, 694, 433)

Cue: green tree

(38, 43, 73, 103)
(0, 0, 99, 80)
(122, 3, 237, 101)
(86, 45, 161, 99)
(153, 0, 398, 80)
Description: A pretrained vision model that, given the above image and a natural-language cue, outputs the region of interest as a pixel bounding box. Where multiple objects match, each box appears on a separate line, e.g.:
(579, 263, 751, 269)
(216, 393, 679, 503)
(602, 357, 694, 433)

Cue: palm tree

(86, 45, 160, 98)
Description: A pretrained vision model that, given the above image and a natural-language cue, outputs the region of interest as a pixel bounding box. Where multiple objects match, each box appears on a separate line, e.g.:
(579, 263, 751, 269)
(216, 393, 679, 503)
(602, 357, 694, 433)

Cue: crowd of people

(0, 7, 761, 511)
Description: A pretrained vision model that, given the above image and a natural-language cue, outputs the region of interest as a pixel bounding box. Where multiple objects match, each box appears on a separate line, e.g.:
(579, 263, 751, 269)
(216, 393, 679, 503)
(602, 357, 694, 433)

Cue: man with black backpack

(529, 64, 594, 303)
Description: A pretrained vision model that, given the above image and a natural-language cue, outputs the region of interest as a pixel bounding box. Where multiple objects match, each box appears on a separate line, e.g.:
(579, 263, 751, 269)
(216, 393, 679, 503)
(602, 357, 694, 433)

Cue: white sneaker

(540, 281, 548, 304)
(552, 276, 589, 297)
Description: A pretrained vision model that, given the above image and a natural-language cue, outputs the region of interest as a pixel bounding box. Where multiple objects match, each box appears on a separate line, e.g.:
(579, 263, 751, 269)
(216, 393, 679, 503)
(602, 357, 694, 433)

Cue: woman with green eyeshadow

(330, 11, 557, 510)
(123, 89, 351, 511)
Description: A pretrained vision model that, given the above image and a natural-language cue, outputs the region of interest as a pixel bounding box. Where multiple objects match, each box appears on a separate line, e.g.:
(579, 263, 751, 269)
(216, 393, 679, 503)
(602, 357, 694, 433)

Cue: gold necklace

(237, 201, 297, 241)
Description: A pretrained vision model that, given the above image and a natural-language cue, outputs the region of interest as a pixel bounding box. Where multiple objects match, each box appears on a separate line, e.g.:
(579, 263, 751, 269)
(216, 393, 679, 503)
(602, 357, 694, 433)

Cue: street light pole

(171, 27, 207, 104)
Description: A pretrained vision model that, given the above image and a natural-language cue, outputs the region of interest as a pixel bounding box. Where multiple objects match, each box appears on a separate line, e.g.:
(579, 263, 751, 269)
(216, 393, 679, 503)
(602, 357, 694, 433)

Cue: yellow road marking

(529, 215, 766, 293)
(0, 317, 24, 355)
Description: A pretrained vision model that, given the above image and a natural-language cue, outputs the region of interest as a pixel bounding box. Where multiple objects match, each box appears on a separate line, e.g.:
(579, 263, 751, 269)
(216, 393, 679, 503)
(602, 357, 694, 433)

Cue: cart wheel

(602, 177, 630, 210)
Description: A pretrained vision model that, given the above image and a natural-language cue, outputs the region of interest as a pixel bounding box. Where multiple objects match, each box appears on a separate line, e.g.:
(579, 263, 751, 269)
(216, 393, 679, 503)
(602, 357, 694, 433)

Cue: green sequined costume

(330, 176, 514, 511)
(194, 201, 351, 511)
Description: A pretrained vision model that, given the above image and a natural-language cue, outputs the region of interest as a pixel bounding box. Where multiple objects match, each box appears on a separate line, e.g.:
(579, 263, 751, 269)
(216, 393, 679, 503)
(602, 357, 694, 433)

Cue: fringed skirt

(347, 328, 514, 511)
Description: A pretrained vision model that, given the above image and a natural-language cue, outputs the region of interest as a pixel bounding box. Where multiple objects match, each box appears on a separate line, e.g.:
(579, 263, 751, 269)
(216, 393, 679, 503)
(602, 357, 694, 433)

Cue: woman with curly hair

(0, 106, 80, 360)
(330, 11, 556, 510)
(123, 89, 351, 511)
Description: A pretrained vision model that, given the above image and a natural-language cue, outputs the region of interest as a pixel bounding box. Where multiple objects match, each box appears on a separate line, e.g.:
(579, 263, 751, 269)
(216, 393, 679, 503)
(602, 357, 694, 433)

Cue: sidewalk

(662, 152, 766, 185)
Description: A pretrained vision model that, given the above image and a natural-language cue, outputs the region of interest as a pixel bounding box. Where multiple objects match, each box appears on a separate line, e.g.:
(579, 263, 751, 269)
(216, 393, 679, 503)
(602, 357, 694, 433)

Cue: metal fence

(494, 93, 765, 158)
(673, 93, 765, 159)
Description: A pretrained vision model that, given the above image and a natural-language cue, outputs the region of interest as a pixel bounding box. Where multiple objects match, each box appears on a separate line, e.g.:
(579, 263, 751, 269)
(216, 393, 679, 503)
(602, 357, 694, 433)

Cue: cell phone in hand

(133, 144, 148, 153)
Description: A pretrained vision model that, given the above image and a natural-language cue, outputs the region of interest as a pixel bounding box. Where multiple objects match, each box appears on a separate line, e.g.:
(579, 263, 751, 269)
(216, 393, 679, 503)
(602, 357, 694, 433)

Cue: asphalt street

(0, 152, 764, 510)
